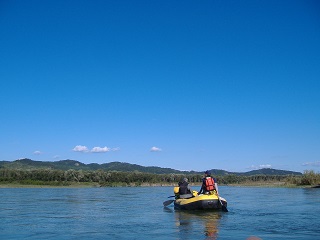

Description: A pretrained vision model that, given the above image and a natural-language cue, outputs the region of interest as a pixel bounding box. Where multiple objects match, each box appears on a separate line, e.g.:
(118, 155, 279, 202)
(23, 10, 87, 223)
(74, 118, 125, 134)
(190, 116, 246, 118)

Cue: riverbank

(0, 181, 313, 188)
(0, 182, 101, 188)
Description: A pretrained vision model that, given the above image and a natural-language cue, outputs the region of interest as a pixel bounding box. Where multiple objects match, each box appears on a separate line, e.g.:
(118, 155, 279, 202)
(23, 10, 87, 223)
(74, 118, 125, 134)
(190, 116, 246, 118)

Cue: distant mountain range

(0, 158, 302, 176)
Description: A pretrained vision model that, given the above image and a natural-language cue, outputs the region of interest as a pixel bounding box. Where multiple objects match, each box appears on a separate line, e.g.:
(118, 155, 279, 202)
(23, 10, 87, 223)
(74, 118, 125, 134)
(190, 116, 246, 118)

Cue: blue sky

(1, 0, 319, 173)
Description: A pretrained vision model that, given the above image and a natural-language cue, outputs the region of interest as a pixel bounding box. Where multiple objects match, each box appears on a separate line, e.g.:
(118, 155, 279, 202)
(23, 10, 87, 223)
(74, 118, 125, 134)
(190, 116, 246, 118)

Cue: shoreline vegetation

(0, 182, 310, 189)
(0, 169, 319, 188)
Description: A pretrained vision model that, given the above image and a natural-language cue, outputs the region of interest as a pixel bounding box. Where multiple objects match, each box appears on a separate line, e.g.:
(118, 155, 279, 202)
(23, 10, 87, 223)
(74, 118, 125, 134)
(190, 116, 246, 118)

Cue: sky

(1, 0, 319, 173)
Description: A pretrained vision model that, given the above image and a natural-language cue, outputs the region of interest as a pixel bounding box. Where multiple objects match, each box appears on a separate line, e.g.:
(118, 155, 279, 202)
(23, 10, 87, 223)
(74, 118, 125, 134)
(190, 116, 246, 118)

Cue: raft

(173, 188, 227, 211)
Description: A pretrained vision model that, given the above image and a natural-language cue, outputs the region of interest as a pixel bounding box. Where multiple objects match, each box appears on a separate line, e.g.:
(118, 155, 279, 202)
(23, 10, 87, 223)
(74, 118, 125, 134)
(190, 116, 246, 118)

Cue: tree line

(0, 168, 319, 186)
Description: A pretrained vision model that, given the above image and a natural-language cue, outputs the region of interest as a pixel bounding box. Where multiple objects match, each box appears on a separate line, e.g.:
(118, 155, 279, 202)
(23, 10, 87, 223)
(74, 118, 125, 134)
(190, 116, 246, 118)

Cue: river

(1, 186, 319, 239)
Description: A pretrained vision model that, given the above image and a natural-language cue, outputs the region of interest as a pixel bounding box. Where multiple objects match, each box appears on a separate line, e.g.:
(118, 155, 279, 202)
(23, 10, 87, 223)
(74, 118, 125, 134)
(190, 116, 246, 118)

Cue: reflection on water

(164, 207, 222, 239)
(2, 187, 319, 239)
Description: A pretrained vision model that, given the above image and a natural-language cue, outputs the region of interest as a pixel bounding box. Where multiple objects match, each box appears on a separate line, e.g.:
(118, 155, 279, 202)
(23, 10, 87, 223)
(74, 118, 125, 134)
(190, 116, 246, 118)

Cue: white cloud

(150, 146, 162, 152)
(247, 165, 256, 170)
(33, 150, 42, 155)
(72, 145, 119, 153)
(53, 155, 60, 159)
(91, 146, 110, 153)
(259, 164, 272, 168)
(248, 164, 272, 170)
(302, 161, 320, 167)
(72, 145, 89, 152)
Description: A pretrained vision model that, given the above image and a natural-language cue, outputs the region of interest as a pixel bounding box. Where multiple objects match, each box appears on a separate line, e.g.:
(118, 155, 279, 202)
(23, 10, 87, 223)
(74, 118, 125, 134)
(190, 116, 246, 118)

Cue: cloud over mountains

(72, 145, 120, 153)
(150, 146, 162, 152)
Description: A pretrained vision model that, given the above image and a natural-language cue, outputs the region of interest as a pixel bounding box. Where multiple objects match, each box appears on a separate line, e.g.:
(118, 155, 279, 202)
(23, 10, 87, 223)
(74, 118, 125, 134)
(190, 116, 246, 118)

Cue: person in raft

(178, 178, 193, 199)
(198, 170, 219, 195)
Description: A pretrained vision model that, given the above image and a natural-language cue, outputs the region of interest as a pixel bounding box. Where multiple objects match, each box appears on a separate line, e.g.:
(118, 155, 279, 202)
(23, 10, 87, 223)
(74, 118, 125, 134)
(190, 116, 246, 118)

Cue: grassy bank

(0, 169, 319, 188)
(0, 181, 101, 188)
(0, 181, 316, 188)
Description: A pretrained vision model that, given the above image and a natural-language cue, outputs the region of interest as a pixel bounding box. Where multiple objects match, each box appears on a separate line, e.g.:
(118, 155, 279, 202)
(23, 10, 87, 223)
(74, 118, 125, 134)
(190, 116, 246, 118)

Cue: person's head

(183, 177, 188, 182)
(204, 170, 211, 176)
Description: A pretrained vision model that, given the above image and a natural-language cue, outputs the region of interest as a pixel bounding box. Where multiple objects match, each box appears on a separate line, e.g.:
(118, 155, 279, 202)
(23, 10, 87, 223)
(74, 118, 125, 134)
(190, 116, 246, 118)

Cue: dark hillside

(0, 159, 302, 176)
(239, 168, 302, 176)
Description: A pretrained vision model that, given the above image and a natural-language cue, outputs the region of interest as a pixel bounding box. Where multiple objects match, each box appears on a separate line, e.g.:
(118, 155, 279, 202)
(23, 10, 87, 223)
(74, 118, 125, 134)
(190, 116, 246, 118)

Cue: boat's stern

(174, 194, 226, 210)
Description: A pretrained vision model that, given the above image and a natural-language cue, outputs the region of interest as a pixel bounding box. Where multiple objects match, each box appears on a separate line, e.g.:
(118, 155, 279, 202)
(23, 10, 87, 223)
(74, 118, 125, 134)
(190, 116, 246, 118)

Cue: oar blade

(218, 197, 228, 212)
(221, 205, 228, 212)
(163, 199, 174, 207)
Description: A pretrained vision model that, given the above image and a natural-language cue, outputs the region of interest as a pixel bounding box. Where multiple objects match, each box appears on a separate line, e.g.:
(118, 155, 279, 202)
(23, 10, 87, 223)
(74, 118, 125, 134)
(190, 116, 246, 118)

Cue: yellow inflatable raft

(173, 187, 228, 211)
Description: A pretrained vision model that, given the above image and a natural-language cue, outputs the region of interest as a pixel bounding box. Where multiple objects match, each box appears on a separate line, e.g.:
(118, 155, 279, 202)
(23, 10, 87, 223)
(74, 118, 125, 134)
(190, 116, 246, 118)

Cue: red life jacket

(205, 177, 215, 191)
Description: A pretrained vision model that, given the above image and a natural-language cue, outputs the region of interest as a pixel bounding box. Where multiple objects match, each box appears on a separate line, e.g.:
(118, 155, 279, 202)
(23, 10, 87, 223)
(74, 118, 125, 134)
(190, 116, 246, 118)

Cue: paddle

(218, 195, 228, 212)
(163, 199, 174, 207)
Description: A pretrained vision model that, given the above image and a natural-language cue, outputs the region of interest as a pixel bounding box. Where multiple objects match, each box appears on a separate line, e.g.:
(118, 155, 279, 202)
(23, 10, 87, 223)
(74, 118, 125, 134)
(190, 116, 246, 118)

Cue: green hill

(0, 158, 302, 176)
(238, 168, 301, 176)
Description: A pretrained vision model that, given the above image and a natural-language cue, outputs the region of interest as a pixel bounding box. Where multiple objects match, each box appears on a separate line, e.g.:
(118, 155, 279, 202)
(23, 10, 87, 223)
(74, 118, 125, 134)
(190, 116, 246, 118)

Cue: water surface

(1, 186, 319, 239)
